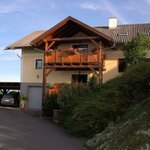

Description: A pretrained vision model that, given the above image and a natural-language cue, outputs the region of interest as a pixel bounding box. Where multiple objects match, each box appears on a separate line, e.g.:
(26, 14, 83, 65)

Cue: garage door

(28, 87, 42, 110)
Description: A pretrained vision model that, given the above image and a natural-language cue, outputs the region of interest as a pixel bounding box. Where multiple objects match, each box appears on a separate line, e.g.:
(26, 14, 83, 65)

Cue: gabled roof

(6, 16, 150, 50)
(95, 23, 150, 43)
(6, 30, 46, 49)
(31, 16, 113, 45)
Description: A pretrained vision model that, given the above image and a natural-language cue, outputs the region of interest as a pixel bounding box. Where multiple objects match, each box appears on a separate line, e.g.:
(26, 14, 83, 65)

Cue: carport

(0, 82, 20, 95)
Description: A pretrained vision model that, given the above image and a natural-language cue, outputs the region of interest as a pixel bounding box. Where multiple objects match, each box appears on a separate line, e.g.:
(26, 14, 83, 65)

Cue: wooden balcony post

(42, 41, 55, 111)
(99, 42, 103, 85)
(42, 43, 48, 110)
(90, 39, 103, 85)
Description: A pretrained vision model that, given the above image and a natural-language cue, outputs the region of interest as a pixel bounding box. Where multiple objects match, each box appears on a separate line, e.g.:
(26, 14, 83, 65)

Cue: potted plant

(19, 93, 28, 109)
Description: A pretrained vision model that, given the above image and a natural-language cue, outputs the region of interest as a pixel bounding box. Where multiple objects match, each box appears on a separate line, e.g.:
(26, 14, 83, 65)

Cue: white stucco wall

(103, 50, 124, 82)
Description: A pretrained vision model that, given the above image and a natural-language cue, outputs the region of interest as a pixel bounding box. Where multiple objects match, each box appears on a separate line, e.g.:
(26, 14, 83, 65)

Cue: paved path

(0, 107, 86, 150)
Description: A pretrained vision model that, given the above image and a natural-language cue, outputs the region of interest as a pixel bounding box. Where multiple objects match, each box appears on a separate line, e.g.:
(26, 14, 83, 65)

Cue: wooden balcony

(46, 49, 102, 69)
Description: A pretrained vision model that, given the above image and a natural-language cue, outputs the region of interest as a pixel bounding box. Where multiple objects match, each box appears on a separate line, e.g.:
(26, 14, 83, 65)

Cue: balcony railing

(46, 49, 102, 68)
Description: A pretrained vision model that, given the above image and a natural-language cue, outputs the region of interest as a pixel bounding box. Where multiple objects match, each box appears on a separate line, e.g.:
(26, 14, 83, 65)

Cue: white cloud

(101, 0, 128, 24)
(80, 2, 104, 10)
(0, 1, 21, 13)
(0, 0, 56, 14)
(80, 0, 128, 24)
(145, 0, 150, 3)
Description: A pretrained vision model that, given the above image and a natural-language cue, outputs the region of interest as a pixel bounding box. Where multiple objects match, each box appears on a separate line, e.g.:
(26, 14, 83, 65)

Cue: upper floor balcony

(45, 48, 104, 69)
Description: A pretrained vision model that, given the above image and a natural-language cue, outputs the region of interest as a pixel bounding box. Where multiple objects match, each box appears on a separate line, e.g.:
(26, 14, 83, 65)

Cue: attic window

(117, 33, 128, 36)
(137, 32, 149, 36)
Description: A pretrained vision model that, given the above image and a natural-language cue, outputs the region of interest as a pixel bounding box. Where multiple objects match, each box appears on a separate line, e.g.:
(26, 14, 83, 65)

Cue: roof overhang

(31, 16, 114, 46)
(5, 16, 114, 50)
(5, 30, 46, 50)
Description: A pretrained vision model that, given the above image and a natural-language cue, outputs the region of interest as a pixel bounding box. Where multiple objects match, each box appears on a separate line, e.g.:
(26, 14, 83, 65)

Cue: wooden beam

(46, 36, 99, 42)
(46, 65, 101, 69)
(90, 68, 99, 76)
(45, 42, 49, 51)
(90, 39, 101, 50)
(46, 69, 55, 77)
(52, 22, 73, 37)
(47, 41, 55, 50)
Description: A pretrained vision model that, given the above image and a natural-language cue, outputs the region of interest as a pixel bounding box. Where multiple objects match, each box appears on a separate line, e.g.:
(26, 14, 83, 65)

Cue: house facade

(6, 16, 150, 110)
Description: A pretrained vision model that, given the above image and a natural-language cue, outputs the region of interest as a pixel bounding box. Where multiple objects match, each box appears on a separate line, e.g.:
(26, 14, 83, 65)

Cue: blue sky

(0, 0, 150, 82)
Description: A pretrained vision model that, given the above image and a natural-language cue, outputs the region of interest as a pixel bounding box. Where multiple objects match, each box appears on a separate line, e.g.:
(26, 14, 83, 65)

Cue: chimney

(108, 17, 117, 29)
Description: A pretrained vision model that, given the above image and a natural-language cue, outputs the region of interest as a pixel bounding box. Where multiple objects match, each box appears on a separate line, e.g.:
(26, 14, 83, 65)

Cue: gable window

(72, 44, 88, 50)
(118, 59, 127, 72)
(35, 59, 43, 69)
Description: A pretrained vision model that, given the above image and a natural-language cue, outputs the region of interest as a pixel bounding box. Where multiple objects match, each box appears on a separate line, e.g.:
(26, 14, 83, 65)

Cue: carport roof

(0, 82, 20, 90)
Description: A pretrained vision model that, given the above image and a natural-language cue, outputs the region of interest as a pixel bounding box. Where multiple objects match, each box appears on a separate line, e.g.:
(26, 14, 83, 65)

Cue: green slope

(86, 99, 150, 150)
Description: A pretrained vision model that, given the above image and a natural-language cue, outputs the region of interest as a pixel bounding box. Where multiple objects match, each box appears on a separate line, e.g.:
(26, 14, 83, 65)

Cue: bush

(60, 62, 150, 137)
(123, 34, 150, 65)
(88, 74, 98, 90)
(43, 93, 59, 117)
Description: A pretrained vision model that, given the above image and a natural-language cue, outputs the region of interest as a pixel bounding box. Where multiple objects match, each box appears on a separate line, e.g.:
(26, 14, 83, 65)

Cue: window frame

(35, 59, 43, 69)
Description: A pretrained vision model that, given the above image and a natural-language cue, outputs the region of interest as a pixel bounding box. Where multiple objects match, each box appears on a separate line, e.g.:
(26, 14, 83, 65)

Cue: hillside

(86, 99, 150, 150)
(59, 61, 150, 138)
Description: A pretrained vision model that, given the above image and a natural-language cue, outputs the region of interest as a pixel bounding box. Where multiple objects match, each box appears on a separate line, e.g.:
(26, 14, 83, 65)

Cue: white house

(6, 16, 150, 110)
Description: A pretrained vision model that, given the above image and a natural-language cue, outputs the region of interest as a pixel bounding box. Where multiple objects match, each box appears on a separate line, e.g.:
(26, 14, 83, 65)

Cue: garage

(28, 86, 42, 110)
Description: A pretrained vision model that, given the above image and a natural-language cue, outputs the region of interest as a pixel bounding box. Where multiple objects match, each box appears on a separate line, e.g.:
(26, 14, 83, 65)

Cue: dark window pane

(118, 59, 127, 72)
(72, 74, 87, 83)
(35, 59, 42, 69)
(72, 44, 88, 50)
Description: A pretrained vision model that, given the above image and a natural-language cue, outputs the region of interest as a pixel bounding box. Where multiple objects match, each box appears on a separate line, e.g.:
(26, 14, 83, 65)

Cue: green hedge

(60, 62, 150, 137)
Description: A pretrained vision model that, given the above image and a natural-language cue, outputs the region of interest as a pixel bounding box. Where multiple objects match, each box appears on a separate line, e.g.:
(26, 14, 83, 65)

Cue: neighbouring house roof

(6, 30, 46, 49)
(95, 23, 150, 43)
(6, 16, 150, 50)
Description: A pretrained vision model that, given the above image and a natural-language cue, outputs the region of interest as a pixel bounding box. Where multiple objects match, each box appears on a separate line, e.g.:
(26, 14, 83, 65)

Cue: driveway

(0, 107, 86, 150)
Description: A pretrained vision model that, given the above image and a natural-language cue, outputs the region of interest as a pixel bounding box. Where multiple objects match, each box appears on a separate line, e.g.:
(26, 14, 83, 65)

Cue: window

(117, 32, 128, 36)
(72, 44, 88, 50)
(118, 59, 127, 72)
(72, 74, 87, 83)
(35, 59, 42, 69)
